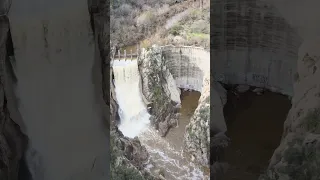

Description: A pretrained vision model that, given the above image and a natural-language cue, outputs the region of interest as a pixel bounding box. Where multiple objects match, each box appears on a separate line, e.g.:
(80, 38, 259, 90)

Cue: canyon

(1, 0, 320, 179)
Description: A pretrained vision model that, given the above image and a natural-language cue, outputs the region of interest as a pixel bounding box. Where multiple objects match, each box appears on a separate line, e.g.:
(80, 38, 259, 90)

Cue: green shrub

(169, 24, 183, 36)
(190, 20, 209, 34)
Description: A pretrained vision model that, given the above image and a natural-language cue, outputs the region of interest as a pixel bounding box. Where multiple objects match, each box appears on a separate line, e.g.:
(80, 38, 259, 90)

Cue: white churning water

(112, 60, 208, 180)
(112, 60, 150, 138)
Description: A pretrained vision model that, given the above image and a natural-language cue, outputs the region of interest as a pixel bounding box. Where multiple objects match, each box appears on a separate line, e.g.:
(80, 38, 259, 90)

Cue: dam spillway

(112, 60, 150, 138)
(112, 46, 210, 179)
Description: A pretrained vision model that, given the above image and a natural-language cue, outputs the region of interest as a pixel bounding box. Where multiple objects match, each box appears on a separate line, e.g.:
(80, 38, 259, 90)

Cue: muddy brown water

(166, 90, 201, 151)
(139, 90, 209, 179)
(223, 89, 291, 180)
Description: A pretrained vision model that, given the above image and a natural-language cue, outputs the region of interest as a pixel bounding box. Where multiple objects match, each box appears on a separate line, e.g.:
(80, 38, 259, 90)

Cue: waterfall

(113, 59, 209, 180)
(8, 0, 108, 179)
(112, 60, 150, 138)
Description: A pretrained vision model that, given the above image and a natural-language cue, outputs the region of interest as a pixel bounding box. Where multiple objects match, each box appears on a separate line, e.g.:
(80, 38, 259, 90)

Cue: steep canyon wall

(135, 45, 211, 167)
(0, 16, 27, 180)
(162, 46, 212, 166)
(262, 0, 320, 179)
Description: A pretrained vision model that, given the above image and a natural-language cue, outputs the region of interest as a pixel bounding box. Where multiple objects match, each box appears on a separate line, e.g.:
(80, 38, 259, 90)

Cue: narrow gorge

(110, 45, 210, 179)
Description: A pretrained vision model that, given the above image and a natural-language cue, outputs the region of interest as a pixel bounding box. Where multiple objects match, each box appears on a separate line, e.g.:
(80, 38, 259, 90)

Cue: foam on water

(113, 60, 208, 179)
(113, 60, 150, 138)
(139, 127, 208, 180)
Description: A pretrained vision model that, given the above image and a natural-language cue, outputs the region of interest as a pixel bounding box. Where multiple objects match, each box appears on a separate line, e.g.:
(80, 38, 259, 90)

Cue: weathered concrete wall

(113, 46, 210, 93)
(162, 46, 210, 92)
(115, 46, 210, 105)
(160, 45, 212, 166)
(212, 0, 302, 96)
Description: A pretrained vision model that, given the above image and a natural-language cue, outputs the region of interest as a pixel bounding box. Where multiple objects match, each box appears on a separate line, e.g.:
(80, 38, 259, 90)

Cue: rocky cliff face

(0, 1, 156, 179)
(183, 72, 210, 167)
(209, 82, 229, 179)
(138, 45, 211, 168)
(260, 37, 320, 180)
(259, 1, 320, 179)
(138, 46, 180, 137)
(0, 13, 27, 180)
(162, 46, 211, 167)
(96, 5, 158, 178)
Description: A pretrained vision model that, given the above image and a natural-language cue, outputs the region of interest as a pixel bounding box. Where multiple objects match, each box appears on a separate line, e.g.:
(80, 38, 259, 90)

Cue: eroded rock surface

(184, 72, 210, 166)
(0, 16, 27, 180)
(209, 82, 230, 179)
(138, 45, 212, 168)
(260, 37, 320, 180)
(138, 46, 180, 137)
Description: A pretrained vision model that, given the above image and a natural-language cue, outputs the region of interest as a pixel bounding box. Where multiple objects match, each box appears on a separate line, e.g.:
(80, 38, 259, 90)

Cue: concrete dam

(112, 45, 210, 179)
(112, 45, 210, 132)
(112, 46, 210, 94)
(212, 0, 302, 96)
(162, 46, 210, 92)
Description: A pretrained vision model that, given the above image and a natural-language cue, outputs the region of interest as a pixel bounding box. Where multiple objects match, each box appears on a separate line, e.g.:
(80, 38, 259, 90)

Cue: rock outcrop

(207, 82, 230, 179)
(138, 45, 180, 137)
(110, 128, 154, 180)
(0, 14, 27, 180)
(183, 72, 210, 166)
(138, 45, 212, 168)
(259, 39, 320, 180)
(259, 28, 320, 180)
(164, 46, 211, 167)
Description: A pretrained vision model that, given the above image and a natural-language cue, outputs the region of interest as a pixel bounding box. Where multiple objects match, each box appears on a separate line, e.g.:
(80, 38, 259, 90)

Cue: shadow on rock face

(18, 157, 32, 180)
(222, 86, 291, 179)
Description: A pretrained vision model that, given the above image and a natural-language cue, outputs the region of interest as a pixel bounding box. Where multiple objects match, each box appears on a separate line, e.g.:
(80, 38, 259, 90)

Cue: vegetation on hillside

(110, 0, 209, 49)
